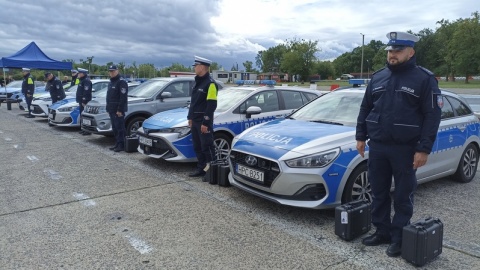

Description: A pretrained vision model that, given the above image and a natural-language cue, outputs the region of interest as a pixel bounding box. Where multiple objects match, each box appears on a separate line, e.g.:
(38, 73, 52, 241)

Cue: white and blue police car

(137, 80, 325, 162)
(228, 87, 480, 209)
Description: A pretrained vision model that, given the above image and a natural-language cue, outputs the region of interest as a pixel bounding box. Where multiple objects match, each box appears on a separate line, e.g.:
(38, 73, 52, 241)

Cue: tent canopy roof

(0, 42, 72, 70)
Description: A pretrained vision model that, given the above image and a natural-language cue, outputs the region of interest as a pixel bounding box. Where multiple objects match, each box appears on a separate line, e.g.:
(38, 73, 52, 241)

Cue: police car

(137, 80, 325, 162)
(228, 88, 480, 209)
(25, 84, 79, 116)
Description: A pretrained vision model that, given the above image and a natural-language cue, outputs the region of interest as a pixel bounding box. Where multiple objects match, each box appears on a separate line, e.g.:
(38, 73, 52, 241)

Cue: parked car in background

(228, 88, 480, 209)
(137, 80, 325, 162)
(0, 80, 46, 104)
(81, 77, 223, 136)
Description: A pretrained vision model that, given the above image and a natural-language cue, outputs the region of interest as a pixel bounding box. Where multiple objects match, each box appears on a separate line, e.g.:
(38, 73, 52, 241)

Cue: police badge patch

(437, 95, 444, 108)
(84, 86, 89, 91)
(56, 85, 60, 89)
(121, 88, 126, 94)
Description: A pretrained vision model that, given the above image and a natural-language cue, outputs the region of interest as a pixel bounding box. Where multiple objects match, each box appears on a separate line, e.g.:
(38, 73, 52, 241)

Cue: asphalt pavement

(0, 101, 479, 270)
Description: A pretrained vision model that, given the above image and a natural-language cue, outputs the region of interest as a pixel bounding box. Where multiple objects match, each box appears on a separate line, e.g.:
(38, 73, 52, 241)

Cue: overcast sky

(0, 0, 477, 71)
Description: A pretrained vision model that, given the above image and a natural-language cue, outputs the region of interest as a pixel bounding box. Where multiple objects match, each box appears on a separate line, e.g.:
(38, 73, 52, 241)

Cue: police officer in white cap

(70, 69, 80, 87)
(187, 56, 219, 178)
(76, 68, 92, 135)
(356, 32, 441, 257)
(21, 68, 35, 118)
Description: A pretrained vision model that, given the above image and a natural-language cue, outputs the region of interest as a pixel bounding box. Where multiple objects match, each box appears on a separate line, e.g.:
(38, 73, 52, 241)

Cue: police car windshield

(93, 88, 108, 98)
(216, 88, 252, 112)
(290, 90, 364, 127)
(127, 79, 169, 98)
(5, 81, 22, 88)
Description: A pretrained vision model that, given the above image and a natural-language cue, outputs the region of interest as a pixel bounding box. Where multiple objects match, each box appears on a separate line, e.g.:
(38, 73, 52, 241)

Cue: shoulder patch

(418, 66, 434, 76)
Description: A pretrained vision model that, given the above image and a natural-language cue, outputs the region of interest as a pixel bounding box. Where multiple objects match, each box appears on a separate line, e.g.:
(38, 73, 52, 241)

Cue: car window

(281, 90, 305, 110)
(164, 82, 190, 98)
(302, 92, 318, 101)
(238, 90, 279, 113)
(446, 96, 472, 116)
(440, 96, 455, 119)
(92, 82, 108, 92)
(128, 79, 169, 98)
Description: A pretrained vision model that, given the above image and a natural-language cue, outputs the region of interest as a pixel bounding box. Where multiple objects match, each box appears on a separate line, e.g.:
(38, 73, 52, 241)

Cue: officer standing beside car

(45, 72, 66, 103)
(21, 67, 35, 118)
(355, 31, 442, 257)
(187, 56, 218, 177)
(76, 68, 92, 135)
(106, 65, 128, 152)
(70, 69, 80, 87)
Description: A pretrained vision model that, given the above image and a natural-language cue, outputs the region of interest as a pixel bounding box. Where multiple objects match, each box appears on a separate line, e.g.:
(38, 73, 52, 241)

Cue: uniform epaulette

(418, 66, 434, 76)
(372, 67, 386, 75)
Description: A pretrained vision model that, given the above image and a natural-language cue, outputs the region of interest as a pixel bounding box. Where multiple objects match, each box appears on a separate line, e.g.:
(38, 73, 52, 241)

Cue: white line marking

(43, 169, 62, 180)
(27, 155, 39, 161)
(73, 192, 96, 207)
(13, 145, 19, 149)
(4, 137, 12, 141)
(124, 234, 153, 254)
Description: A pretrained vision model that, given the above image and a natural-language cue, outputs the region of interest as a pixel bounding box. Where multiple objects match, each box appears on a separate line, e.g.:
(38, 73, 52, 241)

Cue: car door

(417, 95, 469, 179)
(155, 80, 191, 112)
(237, 90, 285, 132)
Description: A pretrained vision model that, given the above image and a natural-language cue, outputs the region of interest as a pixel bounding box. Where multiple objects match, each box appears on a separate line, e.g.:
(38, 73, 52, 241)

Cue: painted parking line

(73, 192, 97, 207)
(121, 230, 154, 255)
(4, 137, 12, 141)
(44, 169, 62, 180)
(27, 155, 39, 161)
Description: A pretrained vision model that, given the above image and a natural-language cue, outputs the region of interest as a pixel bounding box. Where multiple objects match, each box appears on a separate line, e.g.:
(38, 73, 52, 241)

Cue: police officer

(21, 68, 35, 118)
(76, 68, 92, 135)
(106, 65, 128, 152)
(45, 72, 66, 103)
(187, 56, 218, 178)
(356, 31, 442, 257)
(70, 69, 80, 87)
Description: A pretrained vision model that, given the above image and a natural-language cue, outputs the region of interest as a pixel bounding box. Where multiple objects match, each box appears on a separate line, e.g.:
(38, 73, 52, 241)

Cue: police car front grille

(229, 150, 279, 188)
(32, 105, 44, 114)
(138, 134, 176, 156)
(84, 106, 99, 114)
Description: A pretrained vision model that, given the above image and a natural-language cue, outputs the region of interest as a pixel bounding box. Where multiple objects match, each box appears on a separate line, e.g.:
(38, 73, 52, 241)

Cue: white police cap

(78, 68, 89, 74)
(385, 31, 420, 51)
(192, 55, 212, 67)
(22, 68, 30, 72)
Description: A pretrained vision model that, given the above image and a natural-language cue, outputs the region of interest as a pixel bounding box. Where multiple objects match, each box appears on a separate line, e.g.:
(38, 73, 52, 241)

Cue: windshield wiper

(310, 120, 343, 126)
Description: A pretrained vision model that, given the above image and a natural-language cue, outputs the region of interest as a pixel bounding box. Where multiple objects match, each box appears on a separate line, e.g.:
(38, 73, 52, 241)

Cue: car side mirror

(245, 106, 262, 119)
(159, 92, 172, 99)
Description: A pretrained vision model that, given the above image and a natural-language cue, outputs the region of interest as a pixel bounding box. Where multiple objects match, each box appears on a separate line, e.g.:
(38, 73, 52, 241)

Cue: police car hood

(142, 107, 221, 129)
(49, 97, 77, 109)
(0, 86, 21, 93)
(233, 119, 356, 160)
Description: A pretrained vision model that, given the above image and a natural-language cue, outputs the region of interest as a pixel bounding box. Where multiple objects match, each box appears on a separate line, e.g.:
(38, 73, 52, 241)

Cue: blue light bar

(235, 80, 276, 86)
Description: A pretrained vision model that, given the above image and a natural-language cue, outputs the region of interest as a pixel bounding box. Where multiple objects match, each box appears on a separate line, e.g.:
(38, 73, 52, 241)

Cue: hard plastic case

(401, 217, 443, 266)
(334, 200, 371, 241)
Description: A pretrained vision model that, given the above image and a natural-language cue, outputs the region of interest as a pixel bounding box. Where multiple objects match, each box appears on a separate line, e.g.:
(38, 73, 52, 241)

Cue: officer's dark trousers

(26, 96, 33, 114)
(367, 141, 417, 244)
(109, 112, 126, 147)
(191, 121, 216, 170)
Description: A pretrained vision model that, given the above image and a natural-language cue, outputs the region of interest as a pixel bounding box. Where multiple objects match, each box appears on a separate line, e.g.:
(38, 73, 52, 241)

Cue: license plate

(139, 136, 152, 146)
(236, 164, 264, 183)
(82, 119, 91, 126)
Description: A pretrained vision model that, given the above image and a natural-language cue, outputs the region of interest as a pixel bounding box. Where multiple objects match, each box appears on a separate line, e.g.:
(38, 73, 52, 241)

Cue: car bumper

(228, 150, 339, 209)
(48, 110, 79, 127)
(81, 114, 113, 135)
(137, 132, 197, 162)
(31, 103, 49, 117)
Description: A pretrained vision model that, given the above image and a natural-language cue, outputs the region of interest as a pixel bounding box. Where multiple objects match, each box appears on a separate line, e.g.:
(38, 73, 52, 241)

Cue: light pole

(366, 60, 370, 79)
(360, 33, 365, 79)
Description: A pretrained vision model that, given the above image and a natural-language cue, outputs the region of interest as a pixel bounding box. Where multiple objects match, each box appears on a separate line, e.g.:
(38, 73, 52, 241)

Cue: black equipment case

(401, 217, 443, 266)
(217, 161, 230, 187)
(335, 200, 371, 241)
(125, 135, 139, 153)
(206, 162, 219, 185)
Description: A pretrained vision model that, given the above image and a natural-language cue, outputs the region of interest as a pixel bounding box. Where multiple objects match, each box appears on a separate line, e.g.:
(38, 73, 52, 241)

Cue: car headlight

(98, 106, 107, 114)
(58, 106, 77, 112)
(172, 126, 191, 138)
(285, 148, 340, 168)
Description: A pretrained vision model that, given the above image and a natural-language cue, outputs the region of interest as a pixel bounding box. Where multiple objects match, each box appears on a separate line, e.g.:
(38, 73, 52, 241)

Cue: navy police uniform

(188, 56, 218, 176)
(45, 73, 66, 103)
(356, 32, 442, 254)
(21, 68, 35, 117)
(76, 68, 92, 135)
(106, 65, 128, 151)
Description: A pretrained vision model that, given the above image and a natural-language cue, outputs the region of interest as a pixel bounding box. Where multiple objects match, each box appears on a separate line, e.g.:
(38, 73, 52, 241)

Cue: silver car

(228, 88, 480, 209)
(81, 77, 223, 136)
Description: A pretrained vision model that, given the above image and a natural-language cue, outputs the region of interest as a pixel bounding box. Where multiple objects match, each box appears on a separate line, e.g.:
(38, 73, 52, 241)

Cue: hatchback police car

(81, 77, 223, 136)
(228, 88, 480, 209)
(137, 80, 324, 162)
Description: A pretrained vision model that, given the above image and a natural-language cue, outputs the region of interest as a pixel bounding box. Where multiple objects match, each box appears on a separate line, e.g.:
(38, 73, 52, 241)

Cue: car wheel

(342, 162, 371, 203)
(453, 143, 478, 183)
(214, 133, 232, 161)
(126, 116, 146, 136)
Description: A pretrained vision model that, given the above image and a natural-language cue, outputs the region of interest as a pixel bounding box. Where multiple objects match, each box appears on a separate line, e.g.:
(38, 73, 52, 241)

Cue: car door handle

(459, 125, 466, 132)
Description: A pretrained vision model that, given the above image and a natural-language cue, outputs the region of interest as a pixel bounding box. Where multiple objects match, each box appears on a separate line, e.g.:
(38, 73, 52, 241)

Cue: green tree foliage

(280, 38, 319, 81)
(243, 61, 255, 72)
(256, 43, 288, 73)
(313, 61, 335, 80)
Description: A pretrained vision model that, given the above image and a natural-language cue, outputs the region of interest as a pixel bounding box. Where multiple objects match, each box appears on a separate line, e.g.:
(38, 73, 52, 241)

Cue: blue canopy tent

(0, 41, 72, 70)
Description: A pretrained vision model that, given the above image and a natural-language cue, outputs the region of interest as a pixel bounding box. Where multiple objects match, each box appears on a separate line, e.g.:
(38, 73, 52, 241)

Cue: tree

(243, 61, 254, 72)
(256, 44, 288, 73)
(280, 38, 319, 81)
(210, 62, 221, 71)
(313, 61, 335, 80)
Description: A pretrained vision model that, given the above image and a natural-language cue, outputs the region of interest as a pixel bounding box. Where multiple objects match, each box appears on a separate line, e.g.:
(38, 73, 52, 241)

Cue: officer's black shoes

(25, 114, 35, 118)
(78, 130, 84, 134)
(362, 231, 391, 246)
(109, 145, 118, 150)
(81, 131, 91, 136)
(113, 146, 125, 152)
(188, 169, 206, 177)
(386, 242, 402, 257)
